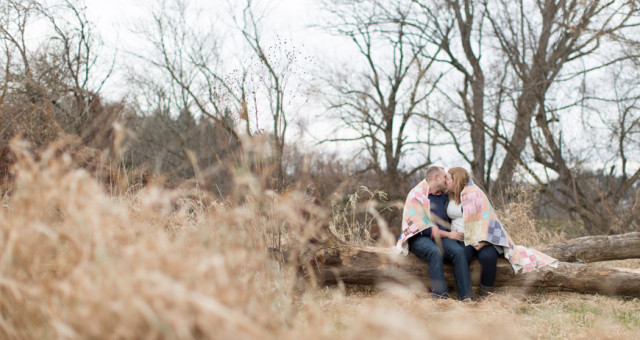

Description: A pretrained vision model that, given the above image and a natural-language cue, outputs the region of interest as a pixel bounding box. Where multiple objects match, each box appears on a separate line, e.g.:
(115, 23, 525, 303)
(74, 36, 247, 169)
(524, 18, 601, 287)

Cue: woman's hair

(448, 167, 470, 204)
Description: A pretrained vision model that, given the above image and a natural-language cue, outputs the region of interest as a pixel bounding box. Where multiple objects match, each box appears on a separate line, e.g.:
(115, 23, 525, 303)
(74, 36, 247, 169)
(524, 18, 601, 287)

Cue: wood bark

(539, 232, 640, 263)
(305, 232, 640, 296)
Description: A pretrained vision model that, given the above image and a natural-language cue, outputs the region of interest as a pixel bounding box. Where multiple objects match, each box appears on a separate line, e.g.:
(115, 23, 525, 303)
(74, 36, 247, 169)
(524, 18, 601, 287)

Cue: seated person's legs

(442, 238, 473, 300)
(409, 235, 449, 299)
(477, 245, 498, 288)
(463, 243, 475, 264)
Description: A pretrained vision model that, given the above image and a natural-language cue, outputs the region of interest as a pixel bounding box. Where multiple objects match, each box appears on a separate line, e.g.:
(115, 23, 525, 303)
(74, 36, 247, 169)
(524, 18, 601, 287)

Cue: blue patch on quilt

(488, 220, 506, 244)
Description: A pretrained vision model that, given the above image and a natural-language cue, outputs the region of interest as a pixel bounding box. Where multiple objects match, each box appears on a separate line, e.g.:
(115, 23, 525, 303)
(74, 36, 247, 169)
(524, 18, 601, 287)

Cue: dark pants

(408, 234, 472, 300)
(463, 243, 498, 287)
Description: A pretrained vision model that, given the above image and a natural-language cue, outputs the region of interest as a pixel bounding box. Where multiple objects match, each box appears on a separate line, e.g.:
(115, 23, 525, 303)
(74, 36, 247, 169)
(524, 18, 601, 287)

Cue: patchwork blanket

(395, 180, 434, 255)
(461, 183, 558, 273)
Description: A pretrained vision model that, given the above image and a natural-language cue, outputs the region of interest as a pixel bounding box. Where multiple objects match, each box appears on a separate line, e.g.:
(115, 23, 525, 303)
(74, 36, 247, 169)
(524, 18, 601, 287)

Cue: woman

(445, 167, 558, 298)
(445, 167, 499, 297)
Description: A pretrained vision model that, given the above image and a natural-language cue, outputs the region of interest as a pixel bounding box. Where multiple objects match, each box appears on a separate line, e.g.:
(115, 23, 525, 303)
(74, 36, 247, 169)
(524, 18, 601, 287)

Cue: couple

(395, 166, 557, 300)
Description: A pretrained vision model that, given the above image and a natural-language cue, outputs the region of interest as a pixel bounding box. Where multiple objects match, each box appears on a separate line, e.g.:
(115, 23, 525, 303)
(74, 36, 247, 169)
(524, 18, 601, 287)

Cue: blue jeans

(463, 244, 498, 287)
(408, 234, 473, 300)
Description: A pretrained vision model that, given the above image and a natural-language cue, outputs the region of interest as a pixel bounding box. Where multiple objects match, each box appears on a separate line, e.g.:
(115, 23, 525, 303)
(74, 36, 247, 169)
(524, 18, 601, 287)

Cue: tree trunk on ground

(302, 232, 640, 296)
(539, 232, 640, 263)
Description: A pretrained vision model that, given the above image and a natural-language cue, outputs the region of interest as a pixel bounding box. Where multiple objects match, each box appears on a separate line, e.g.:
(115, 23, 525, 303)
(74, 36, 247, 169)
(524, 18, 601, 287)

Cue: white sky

(86, 0, 306, 38)
(84, 0, 349, 69)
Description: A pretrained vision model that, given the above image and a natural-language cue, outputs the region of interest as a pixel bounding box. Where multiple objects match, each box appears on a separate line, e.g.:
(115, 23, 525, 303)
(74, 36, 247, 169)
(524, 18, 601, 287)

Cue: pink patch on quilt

(466, 204, 476, 214)
(475, 199, 484, 213)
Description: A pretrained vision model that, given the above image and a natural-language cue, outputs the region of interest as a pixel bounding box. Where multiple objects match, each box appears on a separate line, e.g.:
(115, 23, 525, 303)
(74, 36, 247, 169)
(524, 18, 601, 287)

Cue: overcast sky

(79, 0, 379, 158)
(84, 0, 339, 69)
(84, 0, 317, 74)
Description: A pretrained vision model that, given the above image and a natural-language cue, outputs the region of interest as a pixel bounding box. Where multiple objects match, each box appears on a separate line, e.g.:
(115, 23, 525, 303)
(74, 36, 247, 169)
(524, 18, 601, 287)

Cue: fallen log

(305, 232, 640, 296)
(539, 232, 640, 263)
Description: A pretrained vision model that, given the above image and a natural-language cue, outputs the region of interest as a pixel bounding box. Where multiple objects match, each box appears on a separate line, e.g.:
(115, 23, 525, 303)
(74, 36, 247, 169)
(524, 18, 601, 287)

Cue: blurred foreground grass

(305, 287, 640, 340)
(0, 140, 638, 339)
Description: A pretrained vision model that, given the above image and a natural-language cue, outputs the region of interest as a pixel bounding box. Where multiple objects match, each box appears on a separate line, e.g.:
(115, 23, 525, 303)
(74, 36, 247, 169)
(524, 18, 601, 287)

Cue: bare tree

(234, 0, 309, 190)
(469, 0, 640, 232)
(0, 0, 115, 148)
(131, 0, 310, 191)
(518, 59, 640, 233)
(44, 0, 113, 140)
(484, 0, 639, 195)
(0, 0, 38, 100)
(318, 0, 441, 198)
(410, 0, 498, 189)
(131, 0, 244, 159)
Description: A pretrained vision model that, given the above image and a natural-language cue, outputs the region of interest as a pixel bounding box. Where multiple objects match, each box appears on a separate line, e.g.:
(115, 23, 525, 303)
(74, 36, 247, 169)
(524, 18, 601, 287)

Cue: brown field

(1, 142, 638, 340)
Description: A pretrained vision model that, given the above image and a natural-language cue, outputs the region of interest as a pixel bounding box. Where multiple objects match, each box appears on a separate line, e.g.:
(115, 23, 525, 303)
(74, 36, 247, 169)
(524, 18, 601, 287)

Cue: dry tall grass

(1, 139, 300, 339)
(495, 185, 566, 248)
(1, 140, 638, 339)
(328, 187, 393, 246)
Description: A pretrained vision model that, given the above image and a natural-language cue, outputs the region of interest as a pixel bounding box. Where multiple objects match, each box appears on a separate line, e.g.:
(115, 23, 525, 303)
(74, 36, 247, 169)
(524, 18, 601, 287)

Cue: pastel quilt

(461, 183, 558, 274)
(395, 180, 434, 255)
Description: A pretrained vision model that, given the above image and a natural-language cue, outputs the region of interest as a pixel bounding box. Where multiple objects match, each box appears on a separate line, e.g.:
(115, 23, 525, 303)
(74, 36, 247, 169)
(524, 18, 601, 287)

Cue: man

(395, 166, 472, 300)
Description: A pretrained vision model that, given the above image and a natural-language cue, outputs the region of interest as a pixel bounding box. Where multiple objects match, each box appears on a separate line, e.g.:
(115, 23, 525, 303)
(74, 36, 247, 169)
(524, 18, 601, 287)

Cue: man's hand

(430, 227, 442, 240)
(449, 230, 464, 241)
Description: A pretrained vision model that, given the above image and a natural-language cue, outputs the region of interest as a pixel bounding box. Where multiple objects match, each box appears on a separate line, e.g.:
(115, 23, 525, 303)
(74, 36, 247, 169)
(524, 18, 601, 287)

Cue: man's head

(425, 166, 447, 192)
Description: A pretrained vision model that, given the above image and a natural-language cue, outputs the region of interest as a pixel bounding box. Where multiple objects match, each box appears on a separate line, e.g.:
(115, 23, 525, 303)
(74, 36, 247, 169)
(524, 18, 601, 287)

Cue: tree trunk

(304, 232, 640, 296)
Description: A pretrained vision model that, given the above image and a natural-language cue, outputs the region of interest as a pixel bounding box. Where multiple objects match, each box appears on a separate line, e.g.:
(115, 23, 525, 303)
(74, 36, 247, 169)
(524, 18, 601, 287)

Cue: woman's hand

(472, 242, 487, 251)
(448, 230, 464, 241)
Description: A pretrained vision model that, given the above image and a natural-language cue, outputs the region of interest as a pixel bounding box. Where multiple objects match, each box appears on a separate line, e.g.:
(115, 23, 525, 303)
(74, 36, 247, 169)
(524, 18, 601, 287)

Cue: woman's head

(447, 167, 470, 204)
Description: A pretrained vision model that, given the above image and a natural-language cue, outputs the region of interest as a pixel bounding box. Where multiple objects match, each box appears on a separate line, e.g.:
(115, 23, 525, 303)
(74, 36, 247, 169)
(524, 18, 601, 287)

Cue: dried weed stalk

(328, 186, 391, 246)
